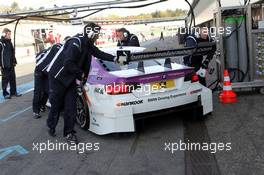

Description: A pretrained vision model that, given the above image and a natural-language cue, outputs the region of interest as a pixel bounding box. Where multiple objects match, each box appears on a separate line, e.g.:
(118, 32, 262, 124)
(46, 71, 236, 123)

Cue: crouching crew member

(116, 28, 140, 47)
(183, 27, 214, 86)
(46, 23, 115, 144)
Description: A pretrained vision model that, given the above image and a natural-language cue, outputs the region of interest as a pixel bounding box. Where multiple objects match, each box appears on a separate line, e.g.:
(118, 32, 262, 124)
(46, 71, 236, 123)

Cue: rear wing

(117, 42, 216, 72)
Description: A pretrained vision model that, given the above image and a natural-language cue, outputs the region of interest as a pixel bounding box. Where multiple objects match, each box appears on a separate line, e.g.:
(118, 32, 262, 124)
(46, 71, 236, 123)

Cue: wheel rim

(76, 97, 87, 127)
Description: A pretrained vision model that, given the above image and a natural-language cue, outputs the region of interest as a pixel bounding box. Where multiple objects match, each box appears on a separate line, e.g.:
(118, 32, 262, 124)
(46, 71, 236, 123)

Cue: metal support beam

(0, 0, 152, 18)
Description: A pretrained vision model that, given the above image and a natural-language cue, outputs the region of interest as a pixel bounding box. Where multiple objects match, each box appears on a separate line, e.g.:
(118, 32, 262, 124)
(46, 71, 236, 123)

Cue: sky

(0, 0, 192, 17)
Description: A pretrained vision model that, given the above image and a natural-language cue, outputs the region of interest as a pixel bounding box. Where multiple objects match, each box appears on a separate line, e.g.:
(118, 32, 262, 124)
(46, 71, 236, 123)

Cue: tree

(151, 10, 161, 18)
(90, 8, 187, 20)
(11, 2, 20, 12)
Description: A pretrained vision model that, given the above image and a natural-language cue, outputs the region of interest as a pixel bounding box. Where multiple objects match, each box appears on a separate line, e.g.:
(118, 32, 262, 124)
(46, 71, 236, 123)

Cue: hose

(185, 0, 196, 28)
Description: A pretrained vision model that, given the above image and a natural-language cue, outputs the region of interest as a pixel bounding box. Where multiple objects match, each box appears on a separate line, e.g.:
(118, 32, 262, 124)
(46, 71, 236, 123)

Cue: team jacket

(47, 34, 115, 88)
(0, 37, 17, 69)
(117, 33, 140, 47)
(183, 35, 214, 70)
(35, 43, 62, 73)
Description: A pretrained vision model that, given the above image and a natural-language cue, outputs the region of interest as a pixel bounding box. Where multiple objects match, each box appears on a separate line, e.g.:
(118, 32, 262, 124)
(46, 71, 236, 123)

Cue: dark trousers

(32, 69, 49, 113)
(47, 77, 77, 136)
(1, 67, 17, 96)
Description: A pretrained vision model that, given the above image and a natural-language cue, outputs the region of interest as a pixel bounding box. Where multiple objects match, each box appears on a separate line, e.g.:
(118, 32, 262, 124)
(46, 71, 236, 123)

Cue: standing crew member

(116, 28, 140, 47)
(159, 31, 164, 41)
(183, 27, 214, 86)
(46, 23, 116, 143)
(0, 28, 22, 99)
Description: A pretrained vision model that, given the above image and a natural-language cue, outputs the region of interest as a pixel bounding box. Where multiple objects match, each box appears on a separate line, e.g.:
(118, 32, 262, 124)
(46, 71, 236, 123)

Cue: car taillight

(105, 83, 131, 95)
(191, 73, 199, 82)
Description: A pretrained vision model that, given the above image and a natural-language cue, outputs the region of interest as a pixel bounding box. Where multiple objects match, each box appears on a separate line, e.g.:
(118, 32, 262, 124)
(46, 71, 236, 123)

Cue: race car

(76, 45, 214, 135)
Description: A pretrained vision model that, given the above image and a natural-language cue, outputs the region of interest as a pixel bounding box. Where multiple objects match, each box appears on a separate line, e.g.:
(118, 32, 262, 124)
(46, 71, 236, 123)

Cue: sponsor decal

(116, 100, 143, 107)
(190, 89, 202, 94)
(89, 68, 99, 76)
(139, 75, 160, 81)
(168, 72, 185, 77)
(130, 49, 194, 61)
(147, 93, 186, 102)
(91, 117, 100, 127)
(91, 122, 99, 127)
(94, 87, 104, 94)
(170, 93, 187, 98)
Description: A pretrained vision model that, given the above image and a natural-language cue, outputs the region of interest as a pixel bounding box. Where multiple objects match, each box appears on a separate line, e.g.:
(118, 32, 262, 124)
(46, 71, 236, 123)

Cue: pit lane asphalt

(0, 76, 264, 175)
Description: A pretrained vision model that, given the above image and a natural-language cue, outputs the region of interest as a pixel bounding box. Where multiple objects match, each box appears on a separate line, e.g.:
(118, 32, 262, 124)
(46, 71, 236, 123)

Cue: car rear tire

(135, 119, 145, 132)
(259, 87, 264, 95)
(192, 105, 205, 120)
(76, 94, 90, 130)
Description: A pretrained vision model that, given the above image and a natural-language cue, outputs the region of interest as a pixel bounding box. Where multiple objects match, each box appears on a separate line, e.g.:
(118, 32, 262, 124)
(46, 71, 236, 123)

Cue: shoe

(4, 95, 11, 99)
(40, 106, 46, 112)
(33, 113, 41, 119)
(63, 130, 76, 137)
(48, 128, 56, 137)
(11, 93, 22, 97)
(66, 133, 78, 144)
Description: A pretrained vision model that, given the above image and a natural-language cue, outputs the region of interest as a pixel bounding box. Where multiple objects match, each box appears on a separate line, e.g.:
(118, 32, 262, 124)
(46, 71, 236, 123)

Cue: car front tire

(76, 94, 90, 130)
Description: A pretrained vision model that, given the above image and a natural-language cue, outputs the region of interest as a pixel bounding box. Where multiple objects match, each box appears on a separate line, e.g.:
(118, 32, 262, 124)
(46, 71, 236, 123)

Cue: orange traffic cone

(219, 69, 238, 104)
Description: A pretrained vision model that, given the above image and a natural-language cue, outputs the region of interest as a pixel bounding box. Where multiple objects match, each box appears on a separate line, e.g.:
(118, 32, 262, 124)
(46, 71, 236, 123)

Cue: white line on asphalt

(0, 106, 32, 122)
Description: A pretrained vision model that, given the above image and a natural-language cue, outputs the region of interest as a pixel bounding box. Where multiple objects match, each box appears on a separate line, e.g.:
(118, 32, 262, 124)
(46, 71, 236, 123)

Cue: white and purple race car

(76, 45, 215, 135)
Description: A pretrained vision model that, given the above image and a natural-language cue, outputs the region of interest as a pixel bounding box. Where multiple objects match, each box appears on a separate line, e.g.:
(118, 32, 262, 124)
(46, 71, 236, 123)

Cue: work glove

(196, 68, 207, 78)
